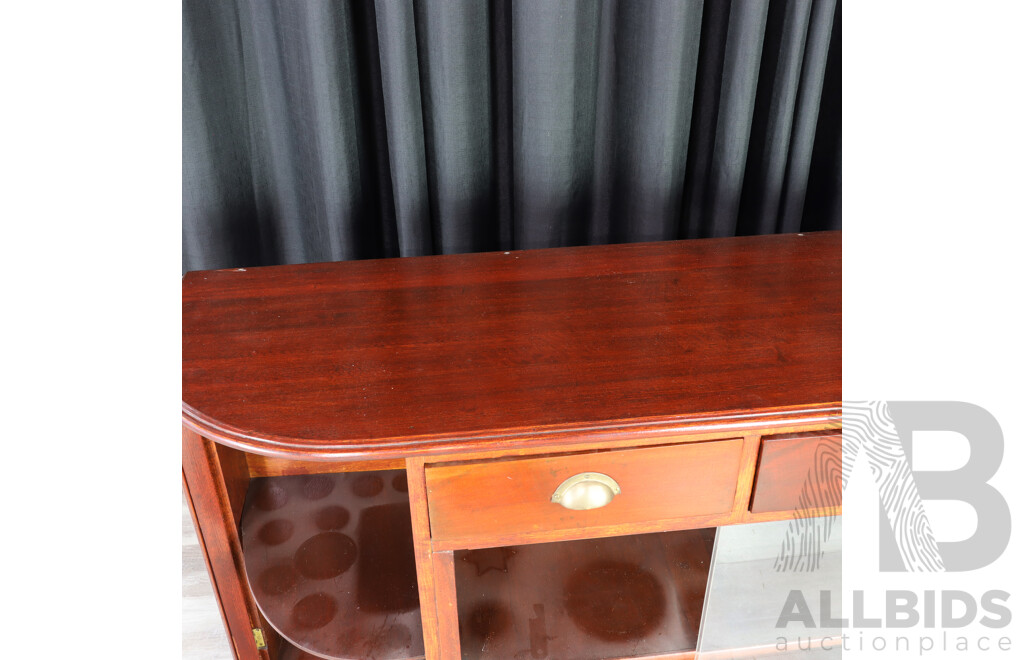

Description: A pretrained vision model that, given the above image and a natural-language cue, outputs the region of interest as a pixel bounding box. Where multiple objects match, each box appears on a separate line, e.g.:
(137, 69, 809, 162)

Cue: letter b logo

(843, 401, 1010, 572)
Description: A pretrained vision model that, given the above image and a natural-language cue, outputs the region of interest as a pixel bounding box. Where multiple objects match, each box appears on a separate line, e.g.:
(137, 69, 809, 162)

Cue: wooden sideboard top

(182, 231, 840, 459)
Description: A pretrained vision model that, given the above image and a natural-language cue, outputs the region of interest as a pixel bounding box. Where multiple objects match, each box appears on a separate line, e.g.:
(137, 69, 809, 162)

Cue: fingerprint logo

(773, 436, 842, 572)
(775, 401, 945, 573)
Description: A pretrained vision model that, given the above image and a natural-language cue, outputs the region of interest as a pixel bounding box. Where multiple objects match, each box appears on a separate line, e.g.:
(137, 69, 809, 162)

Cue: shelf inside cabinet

(454, 528, 716, 660)
(240, 469, 424, 660)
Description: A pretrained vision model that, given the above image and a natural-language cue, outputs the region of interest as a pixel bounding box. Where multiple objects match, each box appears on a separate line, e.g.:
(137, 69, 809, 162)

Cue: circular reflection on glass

(564, 561, 665, 642)
(294, 532, 357, 580)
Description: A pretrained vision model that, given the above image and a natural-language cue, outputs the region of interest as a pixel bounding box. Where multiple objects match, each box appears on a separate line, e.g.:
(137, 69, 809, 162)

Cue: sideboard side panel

(183, 425, 268, 660)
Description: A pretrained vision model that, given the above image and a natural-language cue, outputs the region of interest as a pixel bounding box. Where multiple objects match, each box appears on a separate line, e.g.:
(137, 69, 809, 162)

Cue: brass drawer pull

(551, 472, 621, 511)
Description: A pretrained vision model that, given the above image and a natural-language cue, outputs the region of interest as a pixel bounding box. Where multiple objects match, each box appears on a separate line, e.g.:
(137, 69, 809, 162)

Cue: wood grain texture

(407, 458, 443, 660)
(182, 234, 842, 660)
(246, 454, 405, 478)
(217, 443, 251, 531)
(730, 435, 764, 518)
(432, 551, 462, 660)
(425, 440, 742, 547)
(750, 431, 842, 514)
(182, 232, 840, 460)
(183, 426, 269, 660)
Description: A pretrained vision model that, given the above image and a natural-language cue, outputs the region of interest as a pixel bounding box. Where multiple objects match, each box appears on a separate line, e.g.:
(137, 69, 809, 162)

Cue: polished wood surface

(246, 454, 405, 478)
(182, 232, 840, 459)
(749, 431, 842, 514)
(453, 529, 715, 660)
(433, 551, 463, 660)
(183, 426, 271, 660)
(182, 233, 842, 660)
(239, 470, 424, 660)
(407, 458, 446, 660)
(425, 440, 742, 548)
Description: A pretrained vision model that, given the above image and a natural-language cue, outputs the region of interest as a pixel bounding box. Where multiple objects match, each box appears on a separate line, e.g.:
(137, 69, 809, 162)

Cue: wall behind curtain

(183, 0, 840, 272)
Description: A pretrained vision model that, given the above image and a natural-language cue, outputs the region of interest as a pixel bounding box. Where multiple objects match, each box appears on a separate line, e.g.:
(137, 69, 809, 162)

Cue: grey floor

(183, 494, 234, 660)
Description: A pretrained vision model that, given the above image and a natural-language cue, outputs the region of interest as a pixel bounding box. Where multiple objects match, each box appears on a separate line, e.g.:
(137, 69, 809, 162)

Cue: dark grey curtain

(183, 0, 840, 272)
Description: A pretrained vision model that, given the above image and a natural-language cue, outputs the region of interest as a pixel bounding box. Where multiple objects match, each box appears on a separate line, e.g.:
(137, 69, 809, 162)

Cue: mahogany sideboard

(182, 231, 842, 660)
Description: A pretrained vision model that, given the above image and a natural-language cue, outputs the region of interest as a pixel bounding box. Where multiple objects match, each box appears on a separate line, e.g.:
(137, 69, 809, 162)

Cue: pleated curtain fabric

(183, 0, 841, 272)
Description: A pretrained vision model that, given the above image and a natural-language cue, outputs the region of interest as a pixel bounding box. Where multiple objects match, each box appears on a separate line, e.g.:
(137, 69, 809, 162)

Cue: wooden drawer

(750, 431, 842, 514)
(425, 439, 743, 546)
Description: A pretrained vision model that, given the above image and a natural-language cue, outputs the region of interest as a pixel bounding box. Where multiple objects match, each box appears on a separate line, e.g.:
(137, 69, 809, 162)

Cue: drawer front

(750, 431, 842, 514)
(426, 439, 743, 545)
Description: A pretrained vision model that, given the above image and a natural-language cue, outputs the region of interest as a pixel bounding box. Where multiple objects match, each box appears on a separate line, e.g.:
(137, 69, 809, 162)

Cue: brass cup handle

(550, 472, 621, 511)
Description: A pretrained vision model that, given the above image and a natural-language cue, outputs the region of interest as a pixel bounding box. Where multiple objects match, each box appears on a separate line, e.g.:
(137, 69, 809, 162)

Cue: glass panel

(454, 528, 717, 660)
(697, 517, 842, 659)
(239, 471, 423, 660)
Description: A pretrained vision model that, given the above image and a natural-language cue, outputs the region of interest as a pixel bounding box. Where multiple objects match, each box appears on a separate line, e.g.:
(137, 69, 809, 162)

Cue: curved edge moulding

(239, 469, 425, 660)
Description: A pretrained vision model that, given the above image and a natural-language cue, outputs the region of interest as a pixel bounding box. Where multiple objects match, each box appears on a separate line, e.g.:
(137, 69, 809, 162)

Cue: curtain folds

(183, 0, 841, 272)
